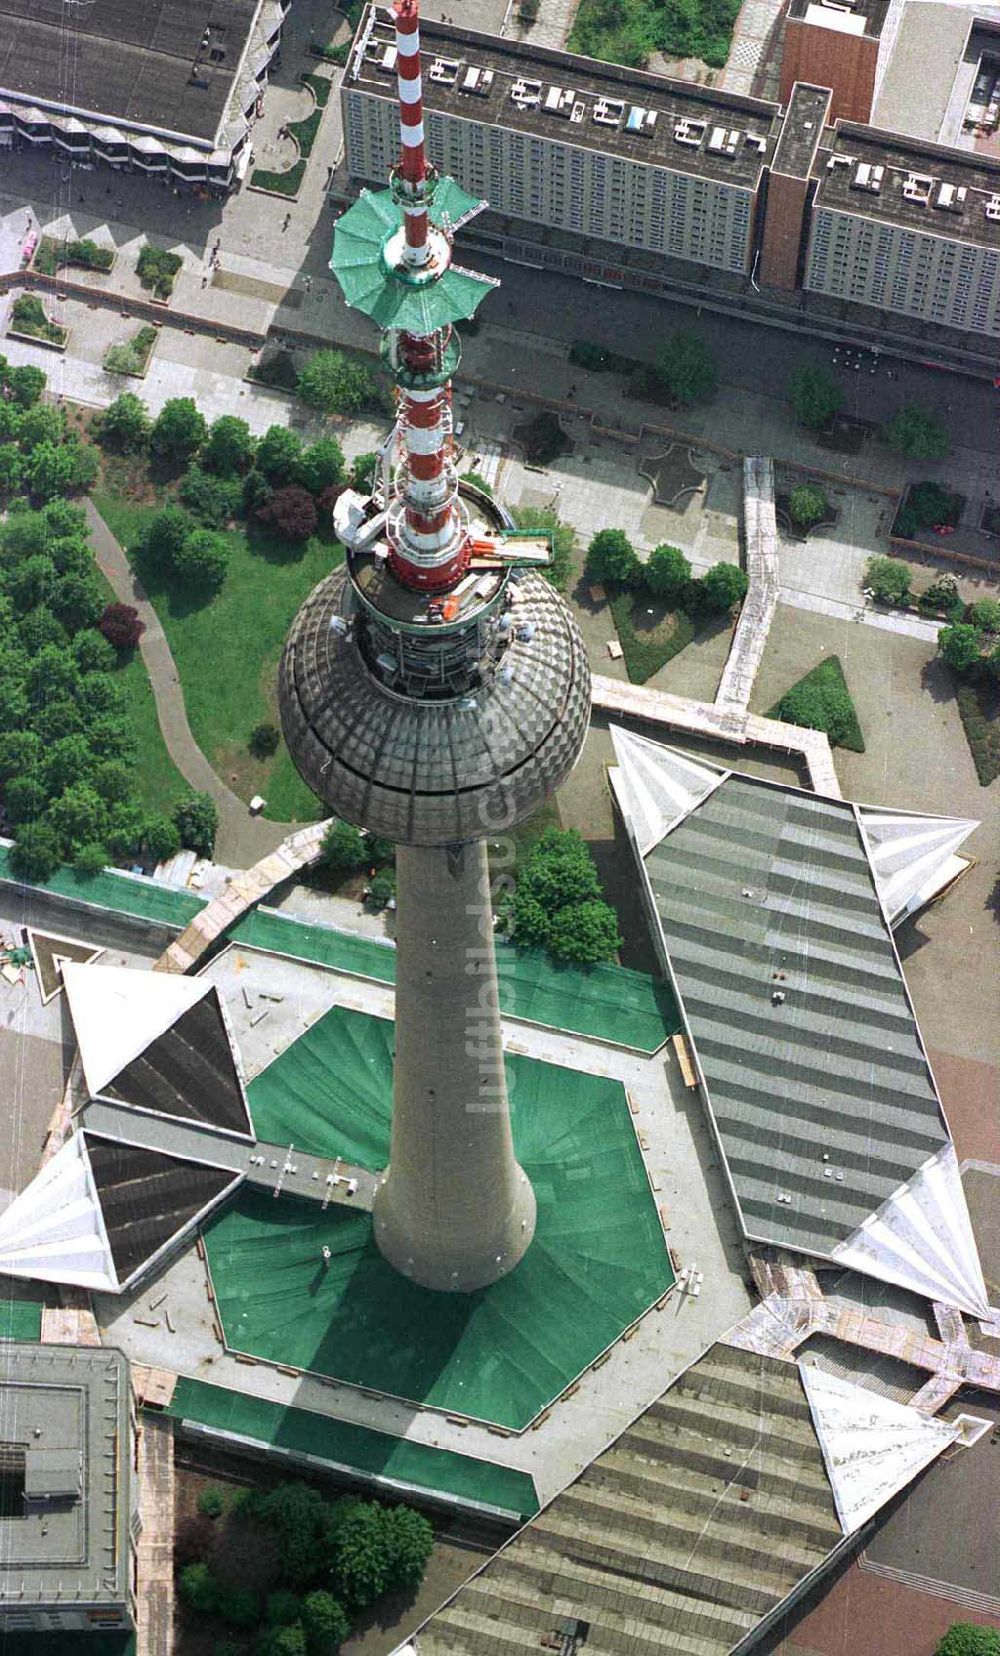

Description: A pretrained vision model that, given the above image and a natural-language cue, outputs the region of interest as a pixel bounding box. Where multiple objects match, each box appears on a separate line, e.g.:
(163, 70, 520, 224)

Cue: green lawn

(92, 489, 337, 823)
(766, 655, 866, 753)
(92, 565, 189, 814)
(609, 588, 697, 683)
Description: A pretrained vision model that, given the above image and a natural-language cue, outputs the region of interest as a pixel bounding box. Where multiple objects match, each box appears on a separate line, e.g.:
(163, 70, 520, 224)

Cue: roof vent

(901, 170, 934, 203)
(744, 131, 768, 153)
(850, 160, 883, 192)
(570, 100, 586, 123)
(543, 84, 576, 118)
(826, 152, 854, 169)
(934, 181, 967, 212)
(673, 117, 706, 147)
(376, 44, 397, 73)
(707, 125, 741, 155)
(593, 97, 625, 126)
(986, 194, 1000, 221)
(459, 65, 494, 96)
(626, 105, 658, 136)
(510, 76, 542, 108)
(428, 57, 460, 85)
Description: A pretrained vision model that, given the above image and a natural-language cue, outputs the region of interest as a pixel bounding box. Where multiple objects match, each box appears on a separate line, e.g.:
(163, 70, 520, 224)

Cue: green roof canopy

(331, 178, 497, 332)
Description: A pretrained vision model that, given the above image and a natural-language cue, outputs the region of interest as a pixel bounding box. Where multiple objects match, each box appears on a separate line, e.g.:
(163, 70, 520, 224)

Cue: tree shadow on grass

(919, 657, 956, 707)
(245, 515, 311, 567)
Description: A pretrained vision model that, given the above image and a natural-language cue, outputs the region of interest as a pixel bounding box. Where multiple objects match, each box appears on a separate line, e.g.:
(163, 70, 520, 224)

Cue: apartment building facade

(340, 6, 1000, 349)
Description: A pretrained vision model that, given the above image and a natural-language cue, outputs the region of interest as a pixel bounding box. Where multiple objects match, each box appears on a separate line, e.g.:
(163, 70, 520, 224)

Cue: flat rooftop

(872, 1, 973, 145)
(349, 5, 779, 188)
(813, 122, 1000, 248)
(789, 0, 889, 37)
(0, 0, 258, 145)
(0, 1345, 131, 1608)
(772, 83, 832, 177)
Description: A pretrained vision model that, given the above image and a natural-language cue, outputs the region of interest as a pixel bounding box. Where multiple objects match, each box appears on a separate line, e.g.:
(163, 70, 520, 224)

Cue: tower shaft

(373, 841, 536, 1291)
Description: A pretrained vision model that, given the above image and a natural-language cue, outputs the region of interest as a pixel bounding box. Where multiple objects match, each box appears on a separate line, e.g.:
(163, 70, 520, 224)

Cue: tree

(383, 1506, 434, 1593)
(511, 506, 574, 592)
(266, 1591, 304, 1627)
(349, 452, 378, 492)
(887, 402, 949, 461)
(257, 1627, 307, 1656)
(25, 441, 76, 503)
(174, 792, 218, 858)
(787, 483, 828, 529)
(178, 1562, 219, 1616)
(787, 361, 842, 431)
(202, 414, 255, 475)
(298, 350, 378, 416)
(19, 605, 66, 652)
(864, 554, 911, 605)
(320, 820, 368, 872)
(294, 437, 345, 495)
(173, 528, 230, 593)
(256, 1482, 328, 1589)
(7, 364, 46, 408)
(99, 602, 145, 651)
(73, 841, 108, 876)
(99, 391, 151, 453)
(509, 828, 609, 955)
(0, 730, 41, 784)
(645, 543, 691, 602)
(302, 1590, 350, 1653)
(0, 442, 22, 492)
(48, 783, 108, 854)
(51, 570, 103, 632)
(91, 759, 132, 806)
(145, 506, 192, 575)
(969, 598, 1000, 632)
(142, 813, 181, 862)
(10, 822, 61, 882)
(935, 1628, 1000, 1656)
(18, 404, 66, 452)
(5, 771, 50, 824)
(654, 330, 716, 405)
(919, 575, 961, 614)
(367, 870, 396, 908)
(330, 1502, 391, 1611)
(695, 562, 748, 613)
(585, 528, 640, 586)
(44, 734, 93, 795)
(548, 899, 621, 964)
(938, 623, 984, 674)
(150, 397, 207, 461)
(72, 628, 116, 674)
(256, 423, 303, 484)
(250, 721, 281, 758)
(216, 1585, 260, 1629)
(260, 485, 318, 543)
(243, 469, 273, 516)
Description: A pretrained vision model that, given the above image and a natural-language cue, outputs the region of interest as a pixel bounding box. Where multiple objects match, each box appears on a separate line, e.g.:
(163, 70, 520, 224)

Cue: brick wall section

(779, 20, 878, 122)
(759, 169, 811, 290)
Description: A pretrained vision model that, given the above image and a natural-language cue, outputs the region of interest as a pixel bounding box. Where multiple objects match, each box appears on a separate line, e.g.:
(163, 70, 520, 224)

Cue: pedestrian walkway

(85, 501, 294, 867)
(715, 455, 780, 710)
(135, 1411, 175, 1656)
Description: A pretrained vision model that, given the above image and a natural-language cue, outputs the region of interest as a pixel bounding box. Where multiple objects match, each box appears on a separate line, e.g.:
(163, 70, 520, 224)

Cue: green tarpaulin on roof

(0, 1299, 42, 1341)
(0, 846, 206, 929)
(166, 1377, 538, 1518)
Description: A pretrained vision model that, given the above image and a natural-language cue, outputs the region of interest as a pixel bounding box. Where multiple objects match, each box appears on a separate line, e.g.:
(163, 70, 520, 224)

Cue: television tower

(280, 0, 590, 1292)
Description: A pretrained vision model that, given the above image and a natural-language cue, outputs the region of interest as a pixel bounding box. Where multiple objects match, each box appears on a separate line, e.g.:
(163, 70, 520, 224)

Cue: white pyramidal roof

(0, 1135, 117, 1292)
(608, 727, 727, 854)
(62, 962, 210, 1098)
(799, 1362, 961, 1533)
(858, 807, 978, 926)
(833, 1142, 990, 1318)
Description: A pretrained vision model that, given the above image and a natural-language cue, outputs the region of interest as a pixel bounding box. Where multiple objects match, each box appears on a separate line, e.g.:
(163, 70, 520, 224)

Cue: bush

(197, 1487, 226, 1519)
(458, 469, 493, 497)
(99, 602, 145, 651)
(367, 871, 396, 909)
(179, 466, 243, 528)
(787, 483, 828, 529)
(320, 820, 367, 871)
(256, 1626, 307, 1656)
(645, 543, 691, 602)
(652, 330, 716, 405)
(693, 562, 748, 613)
(294, 437, 345, 495)
(886, 402, 949, 460)
(143, 814, 182, 863)
(104, 327, 157, 377)
(787, 361, 842, 431)
(173, 528, 230, 594)
(35, 235, 113, 275)
(297, 350, 381, 416)
(569, 0, 739, 67)
(11, 294, 65, 346)
(918, 575, 961, 616)
(136, 245, 182, 299)
(349, 452, 378, 492)
(585, 528, 641, 587)
(864, 553, 911, 605)
(935, 1627, 1000, 1656)
(775, 661, 864, 751)
(939, 623, 984, 674)
(894, 478, 963, 538)
(99, 392, 151, 452)
(383, 1506, 433, 1593)
(178, 1562, 218, 1616)
(511, 506, 574, 591)
(150, 398, 207, 462)
(266, 1591, 304, 1627)
(260, 485, 318, 542)
(174, 792, 218, 858)
(250, 721, 281, 758)
(969, 598, 1000, 631)
(302, 1589, 350, 1652)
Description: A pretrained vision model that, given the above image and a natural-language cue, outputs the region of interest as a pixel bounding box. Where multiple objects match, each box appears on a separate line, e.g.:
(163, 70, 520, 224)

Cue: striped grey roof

(643, 775, 948, 1260)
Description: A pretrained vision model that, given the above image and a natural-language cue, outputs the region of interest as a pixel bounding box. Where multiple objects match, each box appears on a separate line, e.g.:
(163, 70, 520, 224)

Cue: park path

(84, 499, 294, 868)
